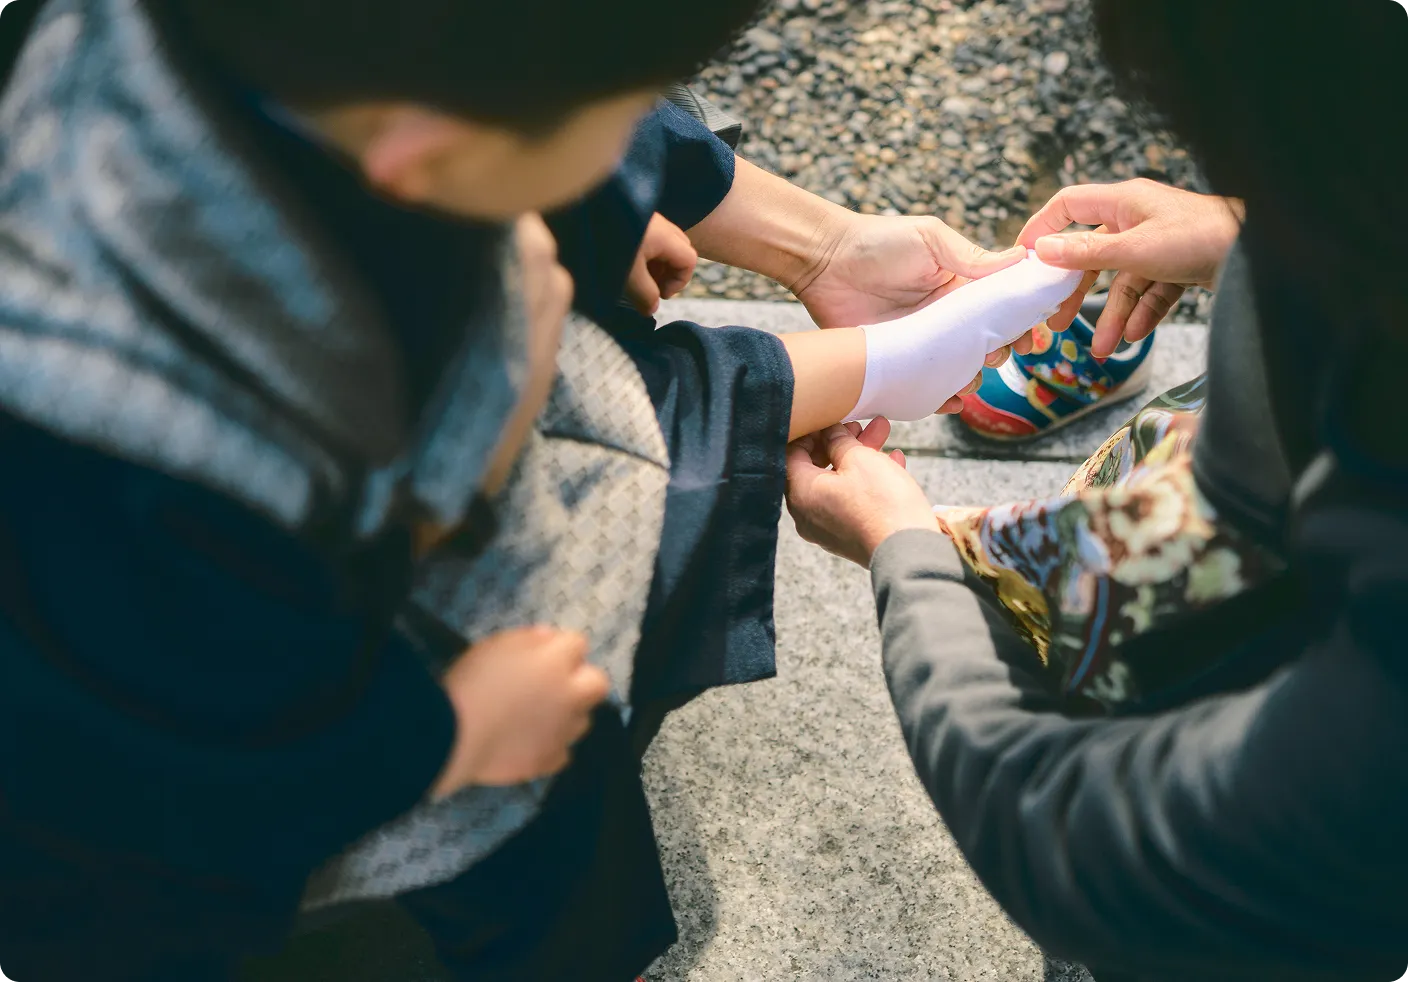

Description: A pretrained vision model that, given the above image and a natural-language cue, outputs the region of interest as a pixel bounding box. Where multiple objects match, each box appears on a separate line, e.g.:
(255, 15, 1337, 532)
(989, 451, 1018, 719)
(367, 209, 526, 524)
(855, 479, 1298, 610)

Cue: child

(0, 0, 763, 980)
(0, 1, 1065, 980)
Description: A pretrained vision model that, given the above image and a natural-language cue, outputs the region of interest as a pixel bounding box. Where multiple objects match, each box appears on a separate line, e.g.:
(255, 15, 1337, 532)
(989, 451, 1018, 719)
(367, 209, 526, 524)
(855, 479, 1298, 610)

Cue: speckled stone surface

(658, 297, 1209, 462)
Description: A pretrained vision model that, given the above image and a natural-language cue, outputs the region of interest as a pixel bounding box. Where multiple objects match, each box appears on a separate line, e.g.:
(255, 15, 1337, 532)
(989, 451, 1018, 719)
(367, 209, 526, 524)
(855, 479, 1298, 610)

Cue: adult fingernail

(1035, 236, 1067, 262)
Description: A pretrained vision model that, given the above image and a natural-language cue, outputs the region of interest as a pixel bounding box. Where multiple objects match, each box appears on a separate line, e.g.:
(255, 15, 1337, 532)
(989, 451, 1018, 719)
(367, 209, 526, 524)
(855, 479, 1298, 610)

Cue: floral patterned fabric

(938, 376, 1287, 710)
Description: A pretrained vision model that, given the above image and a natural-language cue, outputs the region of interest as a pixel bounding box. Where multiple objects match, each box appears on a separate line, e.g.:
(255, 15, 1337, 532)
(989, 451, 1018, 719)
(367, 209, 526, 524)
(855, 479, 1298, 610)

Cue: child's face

(314, 91, 656, 220)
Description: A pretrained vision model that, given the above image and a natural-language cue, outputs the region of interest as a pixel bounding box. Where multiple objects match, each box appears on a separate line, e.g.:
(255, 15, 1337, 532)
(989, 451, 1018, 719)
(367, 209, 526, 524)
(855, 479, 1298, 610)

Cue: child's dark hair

(148, 0, 765, 131)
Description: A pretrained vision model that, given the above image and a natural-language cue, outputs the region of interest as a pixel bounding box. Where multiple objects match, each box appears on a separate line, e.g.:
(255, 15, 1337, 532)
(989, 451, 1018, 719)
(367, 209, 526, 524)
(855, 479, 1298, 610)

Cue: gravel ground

(683, 0, 1213, 320)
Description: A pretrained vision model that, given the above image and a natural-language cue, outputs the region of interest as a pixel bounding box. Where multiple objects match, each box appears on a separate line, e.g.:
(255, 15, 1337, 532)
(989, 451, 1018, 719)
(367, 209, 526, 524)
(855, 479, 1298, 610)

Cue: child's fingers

(539, 748, 574, 778)
(570, 664, 611, 708)
(624, 255, 662, 315)
(889, 449, 908, 468)
(845, 421, 864, 438)
(539, 630, 590, 671)
(649, 258, 695, 299)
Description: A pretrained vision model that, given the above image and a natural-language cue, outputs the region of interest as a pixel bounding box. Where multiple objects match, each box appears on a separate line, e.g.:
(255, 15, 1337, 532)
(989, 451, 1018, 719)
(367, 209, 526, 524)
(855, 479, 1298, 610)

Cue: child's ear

(359, 108, 476, 203)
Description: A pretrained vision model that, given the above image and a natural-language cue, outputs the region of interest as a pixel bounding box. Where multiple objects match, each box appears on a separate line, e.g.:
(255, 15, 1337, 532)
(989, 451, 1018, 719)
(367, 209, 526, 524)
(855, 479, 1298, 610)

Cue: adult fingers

(1047, 270, 1101, 333)
(1125, 282, 1186, 343)
(889, 449, 908, 468)
(1017, 183, 1133, 246)
(1093, 271, 1155, 357)
(794, 430, 835, 468)
(920, 218, 1026, 280)
(624, 255, 661, 315)
(788, 439, 825, 474)
(786, 441, 830, 494)
(1012, 330, 1035, 356)
(936, 395, 964, 415)
(820, 423, 867, 469)
(1033, 227, 1143, 272)
(857, 416, 892, 450)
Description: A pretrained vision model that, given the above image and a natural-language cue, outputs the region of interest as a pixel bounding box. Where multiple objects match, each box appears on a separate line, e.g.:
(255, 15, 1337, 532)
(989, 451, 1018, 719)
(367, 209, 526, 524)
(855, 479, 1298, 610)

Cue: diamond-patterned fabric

(303, 318, 670, 907)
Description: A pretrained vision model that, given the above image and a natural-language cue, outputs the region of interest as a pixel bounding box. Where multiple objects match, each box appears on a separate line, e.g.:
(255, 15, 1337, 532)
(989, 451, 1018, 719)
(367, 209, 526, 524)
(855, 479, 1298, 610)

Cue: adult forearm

(869, 530, 1408, 980)
(687, 157, 851, 293)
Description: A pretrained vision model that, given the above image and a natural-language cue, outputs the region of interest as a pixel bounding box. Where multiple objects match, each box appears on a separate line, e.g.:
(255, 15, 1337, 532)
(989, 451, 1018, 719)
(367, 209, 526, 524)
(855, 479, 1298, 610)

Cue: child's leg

(780, 253, 1085, 440)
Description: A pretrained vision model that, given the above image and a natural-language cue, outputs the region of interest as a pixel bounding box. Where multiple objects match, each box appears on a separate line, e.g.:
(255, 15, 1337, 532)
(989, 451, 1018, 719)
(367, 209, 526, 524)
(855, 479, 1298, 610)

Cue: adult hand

(1018, 179, 1244, 356)
(786, 418, 940, 568)
(795, 213, 1031, 412)
(794, 213, 1026, 329)
(625, 213, 698, 315)
(687, 159, 1031, 410)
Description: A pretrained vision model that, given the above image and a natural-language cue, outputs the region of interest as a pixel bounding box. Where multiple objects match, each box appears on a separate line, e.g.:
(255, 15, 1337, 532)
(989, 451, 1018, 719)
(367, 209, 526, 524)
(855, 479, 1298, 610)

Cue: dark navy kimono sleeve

(548, 101, 736, 327)
(614, 319, 793, 705)
(547, 102, 789, 706)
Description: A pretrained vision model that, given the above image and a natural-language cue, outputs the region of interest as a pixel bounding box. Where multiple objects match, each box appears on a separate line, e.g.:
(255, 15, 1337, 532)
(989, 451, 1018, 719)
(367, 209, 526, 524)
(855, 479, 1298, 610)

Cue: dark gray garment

(871, 528, 1408, 982)
(1192, 243, 1295, 545)
(868, 234, 1408, 980)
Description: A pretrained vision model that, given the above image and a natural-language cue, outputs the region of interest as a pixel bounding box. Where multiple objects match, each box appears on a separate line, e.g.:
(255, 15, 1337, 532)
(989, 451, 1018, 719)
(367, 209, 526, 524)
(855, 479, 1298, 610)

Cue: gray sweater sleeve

(869, 528, 1408, 982)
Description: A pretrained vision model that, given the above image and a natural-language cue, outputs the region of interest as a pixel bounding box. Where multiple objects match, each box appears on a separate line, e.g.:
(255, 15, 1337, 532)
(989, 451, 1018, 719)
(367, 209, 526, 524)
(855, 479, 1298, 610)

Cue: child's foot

(958, 298, 1155, 442)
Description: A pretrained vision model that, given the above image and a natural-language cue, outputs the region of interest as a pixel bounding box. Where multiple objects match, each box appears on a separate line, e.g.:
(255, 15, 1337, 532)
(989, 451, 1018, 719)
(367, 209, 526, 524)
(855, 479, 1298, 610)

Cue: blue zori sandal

(958, 294, 1156, 441)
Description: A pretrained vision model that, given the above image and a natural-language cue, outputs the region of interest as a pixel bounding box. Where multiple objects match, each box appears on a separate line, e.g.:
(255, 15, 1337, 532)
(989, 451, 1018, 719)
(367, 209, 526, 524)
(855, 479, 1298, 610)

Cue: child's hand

(432, 627, 610, 797)
(625, 213, 698, 315)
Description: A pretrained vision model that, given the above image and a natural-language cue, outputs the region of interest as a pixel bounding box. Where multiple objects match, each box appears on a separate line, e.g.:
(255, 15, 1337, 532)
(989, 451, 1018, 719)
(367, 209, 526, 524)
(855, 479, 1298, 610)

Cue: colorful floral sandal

(958, 295, 1155, 441)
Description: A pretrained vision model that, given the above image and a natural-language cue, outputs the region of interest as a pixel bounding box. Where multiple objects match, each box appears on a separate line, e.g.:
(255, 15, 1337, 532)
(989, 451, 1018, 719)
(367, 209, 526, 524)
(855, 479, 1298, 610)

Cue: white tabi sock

(845, 251, 1083, 422)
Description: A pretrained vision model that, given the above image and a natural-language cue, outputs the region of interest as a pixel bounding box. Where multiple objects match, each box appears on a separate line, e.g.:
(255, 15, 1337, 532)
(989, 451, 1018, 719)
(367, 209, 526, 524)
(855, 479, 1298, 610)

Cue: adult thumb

(924, 220, 1026, 279)
(1034, 229, 1131, 271)
(821, 423, 867, 468)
